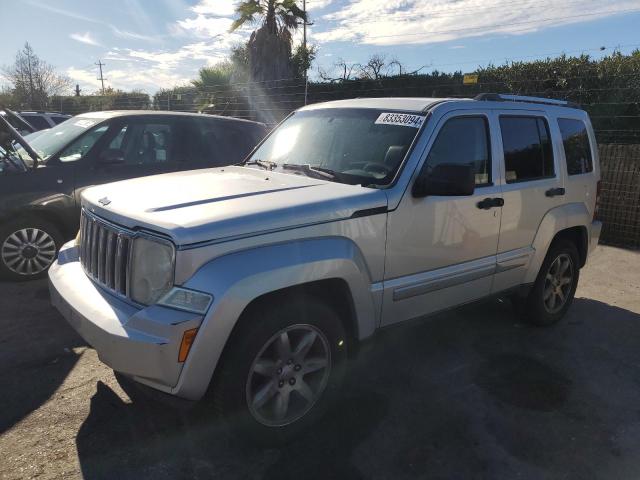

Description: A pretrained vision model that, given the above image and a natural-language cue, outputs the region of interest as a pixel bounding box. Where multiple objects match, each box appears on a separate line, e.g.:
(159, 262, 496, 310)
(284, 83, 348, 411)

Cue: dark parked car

(19, 111, 72, 131)
(1, 108, 37, 136)
(0, 110, 267, 280)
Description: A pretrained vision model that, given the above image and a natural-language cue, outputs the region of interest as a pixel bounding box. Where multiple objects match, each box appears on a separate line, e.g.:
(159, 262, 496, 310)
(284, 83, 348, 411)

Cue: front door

(382, 112, 503, 326)
(74, 116, 185, 202)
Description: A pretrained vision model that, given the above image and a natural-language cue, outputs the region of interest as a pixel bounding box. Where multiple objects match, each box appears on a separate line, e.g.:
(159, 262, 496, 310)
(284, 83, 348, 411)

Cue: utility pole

(75, 84, 81, 97)
(303, 0, 309, 105)
(95, 60, 106, 95)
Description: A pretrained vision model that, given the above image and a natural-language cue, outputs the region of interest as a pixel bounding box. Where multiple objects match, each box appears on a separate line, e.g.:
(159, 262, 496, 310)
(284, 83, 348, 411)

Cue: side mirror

(98, 148, 125, 165)
(412, 163, 475, 198)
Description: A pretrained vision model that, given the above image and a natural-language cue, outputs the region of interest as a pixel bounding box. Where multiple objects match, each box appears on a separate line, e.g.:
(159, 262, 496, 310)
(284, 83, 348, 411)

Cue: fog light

(158, 287, 212, 314)
(178, 328, 198, 363)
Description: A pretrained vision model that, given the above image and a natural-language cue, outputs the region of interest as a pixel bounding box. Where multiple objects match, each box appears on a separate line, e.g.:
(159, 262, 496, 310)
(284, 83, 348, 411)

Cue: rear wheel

(212, 294, 348, 444)
(0, 218, 63, 281)
(519, 239, 580, 326)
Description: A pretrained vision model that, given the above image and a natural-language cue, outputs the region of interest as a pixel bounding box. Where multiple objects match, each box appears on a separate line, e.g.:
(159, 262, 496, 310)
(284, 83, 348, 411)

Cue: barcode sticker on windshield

(375, 112, 426, 128)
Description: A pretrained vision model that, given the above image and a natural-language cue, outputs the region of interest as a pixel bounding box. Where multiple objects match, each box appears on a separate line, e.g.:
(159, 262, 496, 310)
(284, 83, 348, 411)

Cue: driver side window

(426, 116, 491, 186)
(58, 124, 109, 163)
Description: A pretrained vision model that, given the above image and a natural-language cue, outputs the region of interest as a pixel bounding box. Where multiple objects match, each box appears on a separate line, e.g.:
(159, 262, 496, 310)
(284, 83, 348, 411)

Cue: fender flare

(525, 202, 591, 284)
(172, 236, 378, 400)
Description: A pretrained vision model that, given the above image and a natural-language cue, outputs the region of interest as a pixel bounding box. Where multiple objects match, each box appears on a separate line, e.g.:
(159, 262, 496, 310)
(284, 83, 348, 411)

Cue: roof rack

(474, 93, 581, 109)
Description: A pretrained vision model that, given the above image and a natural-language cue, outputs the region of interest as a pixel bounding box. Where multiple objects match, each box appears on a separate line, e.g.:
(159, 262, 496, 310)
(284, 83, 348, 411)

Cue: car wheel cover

(1, 228, 56, 276)
(246, 323, 332, 427)
(542, 253, 574, 314)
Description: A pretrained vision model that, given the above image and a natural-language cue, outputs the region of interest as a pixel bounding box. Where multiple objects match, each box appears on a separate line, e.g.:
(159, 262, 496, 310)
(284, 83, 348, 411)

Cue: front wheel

(211, 294, 348, 444)
(0, 218, 63, 281)
(519, 239, 580, 326)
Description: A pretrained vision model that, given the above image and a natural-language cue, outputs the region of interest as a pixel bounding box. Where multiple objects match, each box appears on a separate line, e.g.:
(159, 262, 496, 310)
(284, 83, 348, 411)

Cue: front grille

(79, 210, 133, 296)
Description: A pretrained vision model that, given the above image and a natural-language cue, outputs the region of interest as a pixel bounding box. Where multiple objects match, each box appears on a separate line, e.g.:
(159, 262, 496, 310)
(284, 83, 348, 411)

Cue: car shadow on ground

(0, 279, 85, 434)
(75, 296, 640, 479)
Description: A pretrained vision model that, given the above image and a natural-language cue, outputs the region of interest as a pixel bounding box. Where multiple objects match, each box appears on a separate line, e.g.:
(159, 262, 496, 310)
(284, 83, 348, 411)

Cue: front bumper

(49, 242, 203, 394)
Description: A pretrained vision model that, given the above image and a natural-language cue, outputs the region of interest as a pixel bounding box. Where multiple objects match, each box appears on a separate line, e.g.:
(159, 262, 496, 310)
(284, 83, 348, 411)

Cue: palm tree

(230, 0, 307, 83)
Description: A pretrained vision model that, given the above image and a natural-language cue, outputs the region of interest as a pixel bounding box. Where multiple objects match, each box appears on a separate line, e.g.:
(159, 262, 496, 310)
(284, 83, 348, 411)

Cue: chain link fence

(598, 144, 640, 249)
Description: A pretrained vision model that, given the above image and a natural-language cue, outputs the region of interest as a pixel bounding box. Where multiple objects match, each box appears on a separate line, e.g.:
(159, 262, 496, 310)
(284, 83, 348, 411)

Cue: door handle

(545, 187, 565, 197)
(476, 197, 504, 210)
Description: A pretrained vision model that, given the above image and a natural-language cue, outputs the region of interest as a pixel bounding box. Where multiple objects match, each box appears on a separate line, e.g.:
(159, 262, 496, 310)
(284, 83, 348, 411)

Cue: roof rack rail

(474, 93, 581, 109)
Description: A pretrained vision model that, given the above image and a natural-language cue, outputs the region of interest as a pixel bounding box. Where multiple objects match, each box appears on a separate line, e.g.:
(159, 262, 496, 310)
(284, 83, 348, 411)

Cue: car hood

(82, 166, 389, 246)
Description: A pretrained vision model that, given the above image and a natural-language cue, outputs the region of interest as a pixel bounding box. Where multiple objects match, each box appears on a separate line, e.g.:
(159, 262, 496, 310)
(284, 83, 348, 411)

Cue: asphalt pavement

(1, 245, 639, 480)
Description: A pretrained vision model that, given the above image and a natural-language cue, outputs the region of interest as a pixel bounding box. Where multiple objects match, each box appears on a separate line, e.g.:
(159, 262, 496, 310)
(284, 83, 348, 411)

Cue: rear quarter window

(51, 116, 70, 125)
(558, 118, 593, 175)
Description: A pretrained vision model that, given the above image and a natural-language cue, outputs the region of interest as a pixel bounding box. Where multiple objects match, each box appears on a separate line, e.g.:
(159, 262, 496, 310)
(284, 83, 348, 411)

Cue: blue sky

(1, 0, 639, 94)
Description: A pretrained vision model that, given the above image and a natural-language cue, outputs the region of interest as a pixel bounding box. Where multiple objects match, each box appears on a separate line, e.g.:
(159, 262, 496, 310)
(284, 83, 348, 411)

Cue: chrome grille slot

(79, 210, 132, 297)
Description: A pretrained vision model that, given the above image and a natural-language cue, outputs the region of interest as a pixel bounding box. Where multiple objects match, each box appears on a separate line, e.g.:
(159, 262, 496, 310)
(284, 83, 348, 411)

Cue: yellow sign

(463, 74, 479, 85)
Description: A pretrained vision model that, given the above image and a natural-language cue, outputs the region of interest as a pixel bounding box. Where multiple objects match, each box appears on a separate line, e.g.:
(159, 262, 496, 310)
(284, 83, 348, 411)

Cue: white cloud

(308, 0, 335, 11)
(67, 39, 237, 91)
(176, 14, 235, 38)
(312, 0, 640, 45)
(191, 0, 237, 16)
(69, 32, 101, 46)
(110, 26, 161, 42)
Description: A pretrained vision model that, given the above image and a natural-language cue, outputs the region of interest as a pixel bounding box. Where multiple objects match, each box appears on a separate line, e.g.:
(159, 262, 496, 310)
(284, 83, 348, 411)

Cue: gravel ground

(1, 245, 639, 480)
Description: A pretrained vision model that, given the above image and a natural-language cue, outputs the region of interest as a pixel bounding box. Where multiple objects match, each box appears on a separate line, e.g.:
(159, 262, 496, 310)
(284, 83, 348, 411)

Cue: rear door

(492, 111, 565, 292)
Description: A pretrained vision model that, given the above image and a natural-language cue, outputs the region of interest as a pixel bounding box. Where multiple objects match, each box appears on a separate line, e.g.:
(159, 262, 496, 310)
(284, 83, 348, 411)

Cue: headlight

(130, 236, 175, 305)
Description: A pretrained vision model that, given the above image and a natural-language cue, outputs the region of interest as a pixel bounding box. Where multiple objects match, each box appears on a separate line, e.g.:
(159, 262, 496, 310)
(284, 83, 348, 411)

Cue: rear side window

(190, 119, 264, 166)
(558, 118, 593, 175)
(500, 116, 554, 183)
(426, 116, 491, 185)
(21, 114, 50, 130)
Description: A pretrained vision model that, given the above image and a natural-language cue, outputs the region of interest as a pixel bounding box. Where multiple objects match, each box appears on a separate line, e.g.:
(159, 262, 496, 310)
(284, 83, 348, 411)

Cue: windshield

(246, 108, 426, 186)
(0, 144, 28, 174)
(14, 116, 102, 164)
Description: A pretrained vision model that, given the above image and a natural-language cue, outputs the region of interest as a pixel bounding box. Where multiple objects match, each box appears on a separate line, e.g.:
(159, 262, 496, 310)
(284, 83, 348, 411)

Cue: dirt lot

(1, 245, 640, 480)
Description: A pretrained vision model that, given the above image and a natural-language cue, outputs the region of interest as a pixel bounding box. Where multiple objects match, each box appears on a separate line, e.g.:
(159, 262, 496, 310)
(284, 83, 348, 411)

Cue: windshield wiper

(281, 163, 336, 180)
(243, 159, 277, 170)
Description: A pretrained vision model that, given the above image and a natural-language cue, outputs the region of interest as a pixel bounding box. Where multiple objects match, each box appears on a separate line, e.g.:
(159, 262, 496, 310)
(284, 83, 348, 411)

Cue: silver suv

(49, 94, 602, 441)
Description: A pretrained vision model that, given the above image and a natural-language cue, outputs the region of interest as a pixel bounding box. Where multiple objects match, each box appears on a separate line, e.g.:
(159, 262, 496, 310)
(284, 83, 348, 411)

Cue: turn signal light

(178, 328, 198, 363)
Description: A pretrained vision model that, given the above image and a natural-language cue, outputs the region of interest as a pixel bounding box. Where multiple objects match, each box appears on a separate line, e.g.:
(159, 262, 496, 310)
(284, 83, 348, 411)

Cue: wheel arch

(171, 237, 379, 400)
(0, 204, 75, 239)
(525, 202, 591, 284)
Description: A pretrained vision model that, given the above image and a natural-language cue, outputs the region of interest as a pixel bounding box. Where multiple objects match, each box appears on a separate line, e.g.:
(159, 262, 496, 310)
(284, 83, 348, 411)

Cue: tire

(0, 217, 63, 281)
(211, 293, 349, 444)
(520, 239, 580, 326)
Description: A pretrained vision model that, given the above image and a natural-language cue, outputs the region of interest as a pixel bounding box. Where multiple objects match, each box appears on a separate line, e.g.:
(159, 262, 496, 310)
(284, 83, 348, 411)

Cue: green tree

(292, 44, 316, 79)
(230, 0, 307, 82)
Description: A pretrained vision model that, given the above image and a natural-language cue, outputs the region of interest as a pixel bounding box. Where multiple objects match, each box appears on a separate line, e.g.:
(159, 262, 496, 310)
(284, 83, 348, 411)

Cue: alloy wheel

(246, 324, 332, 427)
(542, 253, 574, 314)
(1, 228, 57, 276)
